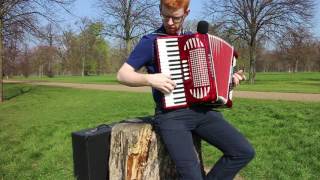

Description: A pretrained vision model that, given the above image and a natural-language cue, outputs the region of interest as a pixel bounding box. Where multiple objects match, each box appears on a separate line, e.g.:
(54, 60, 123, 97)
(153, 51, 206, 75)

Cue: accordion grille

(189, 48, 210, 87)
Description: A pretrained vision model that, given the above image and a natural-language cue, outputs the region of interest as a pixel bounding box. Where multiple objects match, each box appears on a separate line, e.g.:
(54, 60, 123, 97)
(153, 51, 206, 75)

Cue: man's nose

(167, 17, 174, 25)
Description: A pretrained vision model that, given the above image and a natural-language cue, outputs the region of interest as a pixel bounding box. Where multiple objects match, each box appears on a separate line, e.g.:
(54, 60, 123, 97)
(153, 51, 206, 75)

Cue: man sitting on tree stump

(117, 0, 255, 179)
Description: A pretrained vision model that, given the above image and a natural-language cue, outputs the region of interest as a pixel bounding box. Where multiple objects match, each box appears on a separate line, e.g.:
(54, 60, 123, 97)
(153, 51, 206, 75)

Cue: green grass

(237, 72, 320, 93)
(10, 74, 118, 84)
(10, 72, 320, 94)
(1, 83, 320, 179)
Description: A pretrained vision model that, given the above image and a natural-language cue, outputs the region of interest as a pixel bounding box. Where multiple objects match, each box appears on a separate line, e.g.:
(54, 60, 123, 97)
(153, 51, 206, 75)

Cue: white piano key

(173, 79, 183, 84)
(159, 45, 179, 51)
(168, 69, 183, 75)
(175, 85, 184, 90)
(173, 93, 185, 99)
(171, 74, 183, 79)
(159, 55, 180, 60)
(160, 64, 181, 69)
(174, 98, 186, 103)
(173, 89, 185, 93)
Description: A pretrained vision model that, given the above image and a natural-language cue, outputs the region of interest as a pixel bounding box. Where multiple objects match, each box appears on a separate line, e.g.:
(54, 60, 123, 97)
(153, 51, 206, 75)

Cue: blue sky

(64, 0, 320, 37)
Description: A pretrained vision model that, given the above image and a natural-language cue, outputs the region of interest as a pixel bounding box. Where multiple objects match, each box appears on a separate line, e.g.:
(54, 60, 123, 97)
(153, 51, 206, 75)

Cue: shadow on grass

(4, 85, 33, 100)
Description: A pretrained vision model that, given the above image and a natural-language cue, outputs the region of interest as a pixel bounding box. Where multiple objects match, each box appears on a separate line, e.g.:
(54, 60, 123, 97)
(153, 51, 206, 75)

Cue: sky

(63, 0, 320, 37)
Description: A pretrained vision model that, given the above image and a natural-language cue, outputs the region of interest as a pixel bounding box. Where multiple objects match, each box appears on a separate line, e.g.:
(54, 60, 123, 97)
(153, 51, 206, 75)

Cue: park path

(4, 80, 320, 102)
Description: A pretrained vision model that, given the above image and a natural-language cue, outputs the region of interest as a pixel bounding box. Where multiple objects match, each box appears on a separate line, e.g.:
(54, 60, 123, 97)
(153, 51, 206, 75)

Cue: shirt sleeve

(126, 35, 154, 71)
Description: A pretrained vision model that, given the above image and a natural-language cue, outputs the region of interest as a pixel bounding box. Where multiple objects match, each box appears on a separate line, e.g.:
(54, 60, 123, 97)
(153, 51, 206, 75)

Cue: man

(117, 0, 255, 179)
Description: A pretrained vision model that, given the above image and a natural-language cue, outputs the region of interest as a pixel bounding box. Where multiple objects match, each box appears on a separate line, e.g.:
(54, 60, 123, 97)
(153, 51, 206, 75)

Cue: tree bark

(0, 18, 3, 102)
(109, 118, 204, 180)
(249, 39, 257, 84)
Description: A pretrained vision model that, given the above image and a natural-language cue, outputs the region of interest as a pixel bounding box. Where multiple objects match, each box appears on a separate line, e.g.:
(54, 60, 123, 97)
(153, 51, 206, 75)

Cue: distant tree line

(3, 21, 110, 77)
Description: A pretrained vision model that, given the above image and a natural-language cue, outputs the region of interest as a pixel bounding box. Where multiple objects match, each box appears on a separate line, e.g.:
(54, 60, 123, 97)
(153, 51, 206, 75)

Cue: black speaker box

(71, 124, 112, 180)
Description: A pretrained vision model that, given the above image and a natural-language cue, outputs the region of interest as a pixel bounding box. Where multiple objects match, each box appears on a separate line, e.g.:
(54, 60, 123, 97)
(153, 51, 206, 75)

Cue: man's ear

(185, 8, 190, 16)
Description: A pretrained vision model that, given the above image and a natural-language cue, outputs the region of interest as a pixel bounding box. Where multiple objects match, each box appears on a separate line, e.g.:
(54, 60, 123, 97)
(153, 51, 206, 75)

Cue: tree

(0, 0, 74, 102)
(39, 23, 60, 77)
(98, 0, 160, 61)
(60, 29, 82, 75)
(205, 0, 314, 83)
(76, 19, 110, 76)
(278, 27, 313, 72)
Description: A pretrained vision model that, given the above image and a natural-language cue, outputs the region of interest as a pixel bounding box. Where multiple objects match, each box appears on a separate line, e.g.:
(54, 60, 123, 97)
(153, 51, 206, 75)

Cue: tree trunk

(0, 18, 3, 102)
(294, 60, 299, 73)
(125, 38, 132, 62)
(109, 118, 204, 180)
(248, 40, 257, 84)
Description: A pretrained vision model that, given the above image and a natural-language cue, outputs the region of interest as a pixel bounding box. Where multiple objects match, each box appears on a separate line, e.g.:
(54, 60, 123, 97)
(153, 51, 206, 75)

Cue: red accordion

(155, 33, 237, 110)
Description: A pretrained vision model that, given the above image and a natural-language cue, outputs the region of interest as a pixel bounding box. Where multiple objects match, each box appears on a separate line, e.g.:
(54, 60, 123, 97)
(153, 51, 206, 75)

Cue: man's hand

(146, 73, 176, 94)
(233, 70, 246, 87)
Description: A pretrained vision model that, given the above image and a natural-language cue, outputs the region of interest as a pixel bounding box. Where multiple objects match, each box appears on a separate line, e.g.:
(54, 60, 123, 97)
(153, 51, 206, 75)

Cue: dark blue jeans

(153, 106, 255, 180)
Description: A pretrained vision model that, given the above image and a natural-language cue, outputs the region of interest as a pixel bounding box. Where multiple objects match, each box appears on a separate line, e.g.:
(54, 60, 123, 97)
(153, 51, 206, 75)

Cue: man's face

(160, 5, 189, 35)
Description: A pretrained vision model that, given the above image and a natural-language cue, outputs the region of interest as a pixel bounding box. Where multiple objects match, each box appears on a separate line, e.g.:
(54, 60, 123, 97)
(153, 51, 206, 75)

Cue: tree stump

(108, 118, 204, 180)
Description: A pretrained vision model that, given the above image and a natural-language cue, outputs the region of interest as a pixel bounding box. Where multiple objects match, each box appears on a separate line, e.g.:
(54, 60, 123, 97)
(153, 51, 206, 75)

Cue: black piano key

(174, 100, 186, 104)
(167, 50, 179, 53)
(168, 54, 180, 57)
(168, 59, 180, 62)
(166, 44, 178, 47)
(171, 73, 182, 76)
(166, 40, 178, 43)
(169, 67, 182, 71)
(171, 77, 182, 80)
(173, 90, 184, 94)
(174, 96, 186, 100)
(174, 87, 184, 91)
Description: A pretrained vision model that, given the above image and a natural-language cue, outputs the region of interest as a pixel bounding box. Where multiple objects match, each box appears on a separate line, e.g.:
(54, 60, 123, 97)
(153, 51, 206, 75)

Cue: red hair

(161, 0, 190, 11)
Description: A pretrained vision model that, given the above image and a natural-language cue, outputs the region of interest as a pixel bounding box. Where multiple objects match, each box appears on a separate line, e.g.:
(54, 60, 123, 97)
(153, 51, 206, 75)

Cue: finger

(233, 73, 242, 81)
(164, 83, 175, 92)
(159, 89, 167, 94)
(167, 79, 176, 88)
(242, 74, 246, 80)
(163, 73, 171, 80)
(237, 70, 244, 74)
(235, 73, 244, 81)
(234, 78, 239, 86)
(160, 85, 171, 94)
(233, 77, 239, 85)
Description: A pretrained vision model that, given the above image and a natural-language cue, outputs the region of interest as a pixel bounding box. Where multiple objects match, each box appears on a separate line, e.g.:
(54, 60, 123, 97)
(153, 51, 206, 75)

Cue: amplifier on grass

(71, 124, 112, 180)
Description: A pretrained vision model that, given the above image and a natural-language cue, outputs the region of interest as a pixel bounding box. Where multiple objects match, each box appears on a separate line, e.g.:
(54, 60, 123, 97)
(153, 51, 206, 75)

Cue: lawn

(10, 74, 118, 84)
(1, 83, 319, 179)
(237, 72, 320, 94)
(10, 72, 320, 94)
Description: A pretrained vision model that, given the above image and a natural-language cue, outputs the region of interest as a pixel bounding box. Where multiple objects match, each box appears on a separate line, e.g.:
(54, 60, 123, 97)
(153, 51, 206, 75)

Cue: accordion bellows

(155, 33, 237, 110)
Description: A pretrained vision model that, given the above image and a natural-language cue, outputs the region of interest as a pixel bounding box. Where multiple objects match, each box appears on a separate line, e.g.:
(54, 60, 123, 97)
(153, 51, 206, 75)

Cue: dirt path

(4, 80, 320, 102)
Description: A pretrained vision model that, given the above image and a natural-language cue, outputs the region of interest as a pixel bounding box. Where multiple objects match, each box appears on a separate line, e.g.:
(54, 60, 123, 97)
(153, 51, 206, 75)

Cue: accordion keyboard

(157, 38, 187, 107)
